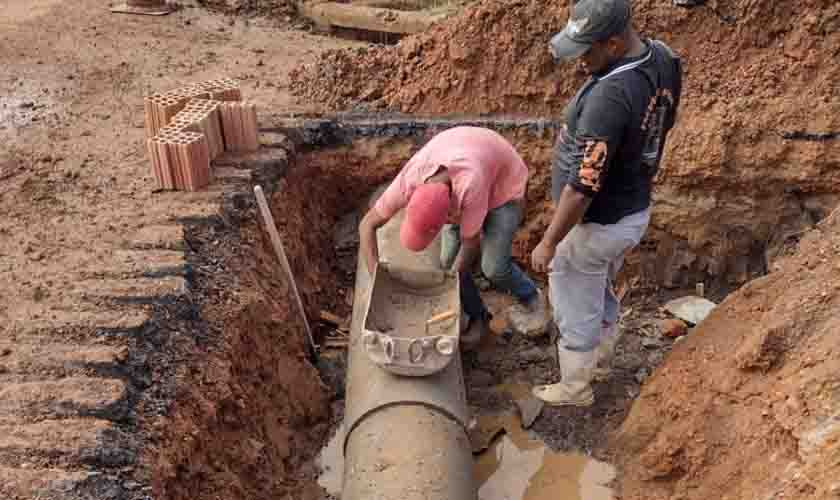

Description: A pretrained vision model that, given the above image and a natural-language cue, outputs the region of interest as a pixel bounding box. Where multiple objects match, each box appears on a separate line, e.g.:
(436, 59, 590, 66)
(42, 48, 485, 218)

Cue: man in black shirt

(531, 0, 682, 406)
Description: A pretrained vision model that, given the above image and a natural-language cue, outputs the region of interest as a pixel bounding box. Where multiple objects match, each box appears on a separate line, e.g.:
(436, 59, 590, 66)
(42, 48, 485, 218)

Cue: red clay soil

(290, 0, 839, 117)
(291, 0, 840, 293)
(606, 210, 840, 500)
(270, 138, 412, 314)
(150, 222, 333, 500)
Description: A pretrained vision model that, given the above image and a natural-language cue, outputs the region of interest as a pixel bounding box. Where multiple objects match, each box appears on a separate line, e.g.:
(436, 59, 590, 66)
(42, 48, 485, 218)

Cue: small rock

(659, 318, 688, 338)
(1, 348, 11, 356)
(115, 346, 130, 363)
(0, 365, 9, 374)
(515, 396, 544, 429)
(19, 101, 34, 109)
(641, 336, 664, 349)
(518, 347, 547, 363)
(488, 315, 509, 336)
(647, 350, 665, 366)
(663, 295, 717, 325)
(123, 481, 141, 490)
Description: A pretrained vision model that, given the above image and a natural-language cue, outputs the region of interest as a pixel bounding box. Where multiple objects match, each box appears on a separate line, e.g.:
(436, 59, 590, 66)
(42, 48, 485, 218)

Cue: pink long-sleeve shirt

(374, 126, 529, 239)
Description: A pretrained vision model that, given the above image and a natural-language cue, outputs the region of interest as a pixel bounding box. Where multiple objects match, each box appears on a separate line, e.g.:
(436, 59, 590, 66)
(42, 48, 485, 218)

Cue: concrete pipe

(342, 204, 475, 500)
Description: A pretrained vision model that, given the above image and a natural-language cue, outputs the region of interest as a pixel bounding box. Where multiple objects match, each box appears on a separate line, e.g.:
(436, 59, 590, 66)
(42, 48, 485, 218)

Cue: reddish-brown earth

(291, 0, 840, 293)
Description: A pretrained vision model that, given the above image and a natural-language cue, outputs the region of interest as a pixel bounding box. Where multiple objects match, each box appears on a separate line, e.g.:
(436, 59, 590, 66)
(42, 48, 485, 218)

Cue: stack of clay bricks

(144, 78, 259, 192)
(143, 78, 242, 139)
(147, 126, 211, 192)
(171, 99, 225, 159)
(219, 102, 259, 153)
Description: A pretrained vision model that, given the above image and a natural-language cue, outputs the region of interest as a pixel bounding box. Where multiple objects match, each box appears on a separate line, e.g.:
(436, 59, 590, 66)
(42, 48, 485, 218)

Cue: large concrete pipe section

(341, 199, 475, 500)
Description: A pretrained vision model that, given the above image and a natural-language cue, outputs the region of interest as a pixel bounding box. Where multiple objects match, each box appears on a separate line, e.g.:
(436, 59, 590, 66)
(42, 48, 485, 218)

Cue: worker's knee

(481, 253, 511, 282)
(439, 224, 460, 270)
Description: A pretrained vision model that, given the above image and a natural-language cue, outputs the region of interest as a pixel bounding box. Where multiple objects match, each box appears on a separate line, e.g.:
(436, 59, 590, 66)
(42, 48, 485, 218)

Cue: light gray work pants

(549, 208, 651, 352)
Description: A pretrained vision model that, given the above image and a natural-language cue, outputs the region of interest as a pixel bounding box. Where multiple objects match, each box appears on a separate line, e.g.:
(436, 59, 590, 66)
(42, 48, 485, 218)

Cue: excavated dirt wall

(144, 146, 333, 500)
(289, 0, 840, 296)
(606, 210, 840, 500)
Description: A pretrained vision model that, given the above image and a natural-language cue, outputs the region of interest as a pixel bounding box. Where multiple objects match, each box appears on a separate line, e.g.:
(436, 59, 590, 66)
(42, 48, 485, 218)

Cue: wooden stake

(427, 310, 456, 325)
(253, 185, 318, 360)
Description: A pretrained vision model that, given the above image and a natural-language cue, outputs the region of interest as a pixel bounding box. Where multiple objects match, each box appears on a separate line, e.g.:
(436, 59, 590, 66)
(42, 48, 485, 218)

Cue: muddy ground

(3, 1, 839, 500)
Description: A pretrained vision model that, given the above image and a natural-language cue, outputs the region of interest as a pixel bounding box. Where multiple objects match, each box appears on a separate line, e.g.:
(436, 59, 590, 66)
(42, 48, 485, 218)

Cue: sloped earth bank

(608, 211, 840, 500)
(290, 0, 840, 297)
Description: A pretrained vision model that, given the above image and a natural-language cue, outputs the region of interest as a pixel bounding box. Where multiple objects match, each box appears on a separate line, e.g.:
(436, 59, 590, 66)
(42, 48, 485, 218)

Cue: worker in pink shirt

(359, 126, 548, 346)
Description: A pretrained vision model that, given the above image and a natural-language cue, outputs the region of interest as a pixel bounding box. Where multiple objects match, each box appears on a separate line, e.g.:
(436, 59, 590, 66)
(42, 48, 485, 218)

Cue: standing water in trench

(315, 383, 616, 500)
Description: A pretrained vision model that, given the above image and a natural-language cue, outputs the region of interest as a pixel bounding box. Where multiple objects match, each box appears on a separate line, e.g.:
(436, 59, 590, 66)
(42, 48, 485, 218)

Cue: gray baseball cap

(549, 0, 632, 60)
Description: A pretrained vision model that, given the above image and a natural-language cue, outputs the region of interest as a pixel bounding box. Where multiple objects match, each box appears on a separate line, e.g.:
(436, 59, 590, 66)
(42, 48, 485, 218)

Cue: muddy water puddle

(316, 384, 616, 499)
(473, 413, 615, 500)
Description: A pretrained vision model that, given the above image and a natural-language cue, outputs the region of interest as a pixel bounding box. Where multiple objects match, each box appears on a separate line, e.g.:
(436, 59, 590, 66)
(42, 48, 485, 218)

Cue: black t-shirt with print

(551, 39, 683, 225)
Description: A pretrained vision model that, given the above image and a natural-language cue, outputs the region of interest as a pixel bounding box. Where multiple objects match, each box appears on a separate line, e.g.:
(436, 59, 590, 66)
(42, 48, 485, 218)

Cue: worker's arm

(359, 208, 390, 275)
(453, 183, 489, 273)
(533, 79, 630, 272)
(531, 186, 591, 272)
(453, 233, 481, 273)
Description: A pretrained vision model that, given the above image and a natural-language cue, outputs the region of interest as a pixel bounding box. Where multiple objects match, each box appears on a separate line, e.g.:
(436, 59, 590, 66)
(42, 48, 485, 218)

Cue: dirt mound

(288, 0, 568, 113)
(606, 209, 840, 500)
(291, 0, 840, 295)
(290, 0, 839, 115)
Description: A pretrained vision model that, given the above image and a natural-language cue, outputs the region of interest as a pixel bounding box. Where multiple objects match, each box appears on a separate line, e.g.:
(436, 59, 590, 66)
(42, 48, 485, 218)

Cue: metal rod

(253, 185, 318, 360)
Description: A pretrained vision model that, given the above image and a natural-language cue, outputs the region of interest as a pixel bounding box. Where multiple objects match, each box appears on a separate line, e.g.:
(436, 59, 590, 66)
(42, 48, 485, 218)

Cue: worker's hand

(453, 236, 480, 274)
(531, 240, 555, 273)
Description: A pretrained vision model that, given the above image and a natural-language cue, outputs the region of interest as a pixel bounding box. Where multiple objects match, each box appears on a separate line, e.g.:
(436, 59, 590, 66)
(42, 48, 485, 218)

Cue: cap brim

(400, 222, 438, 252)
(549, 30, 591, 61)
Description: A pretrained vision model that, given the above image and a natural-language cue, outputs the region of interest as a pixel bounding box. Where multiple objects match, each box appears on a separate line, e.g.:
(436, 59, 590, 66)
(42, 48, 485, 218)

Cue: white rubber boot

(531, 346, 596, 407)
(592, 322, 622, 381)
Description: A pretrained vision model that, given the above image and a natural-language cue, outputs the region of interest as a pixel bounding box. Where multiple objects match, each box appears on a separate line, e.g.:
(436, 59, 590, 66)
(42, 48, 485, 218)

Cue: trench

(152, 115, 832, 500)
